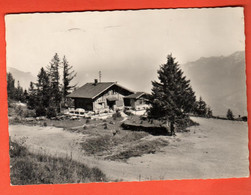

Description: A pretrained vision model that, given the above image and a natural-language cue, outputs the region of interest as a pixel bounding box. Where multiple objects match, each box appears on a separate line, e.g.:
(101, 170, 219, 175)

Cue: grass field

(10, 139, 107, 185)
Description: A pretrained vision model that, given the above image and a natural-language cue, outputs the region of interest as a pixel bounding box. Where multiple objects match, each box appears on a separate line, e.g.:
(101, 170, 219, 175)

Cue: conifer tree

(62, 56, 76, 106)
(226, 109, 234, 120)
(15, 81, 24, 101)
(36, 67, 50, 107)
(206, 106, 213, 118)
(47, 53, 61, 112)
(27, 82, 36, 109)
(23, 89, 28, 103)
(148, 54, 196, 120)
(194, 97, 207, 116)
(7, 72, 16, 99)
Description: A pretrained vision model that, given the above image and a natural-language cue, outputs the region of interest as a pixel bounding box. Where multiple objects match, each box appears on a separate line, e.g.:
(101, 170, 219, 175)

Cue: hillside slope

(181, 51, 247, 116)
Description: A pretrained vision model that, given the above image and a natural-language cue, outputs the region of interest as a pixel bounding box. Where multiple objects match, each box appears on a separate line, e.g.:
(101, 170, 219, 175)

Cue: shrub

(112, 110, 121, 120)
(226, 109, 234, 120)
(46, 107, 57, 118)
(9, 140, 27, 158)
(35, 106, 46, 117)
(15, 105, 24, 116)
(23, 109, 36, 118)
(109, 121, 115, 125)
(13, 116, 21, 123)
(103, 123, 108, 129)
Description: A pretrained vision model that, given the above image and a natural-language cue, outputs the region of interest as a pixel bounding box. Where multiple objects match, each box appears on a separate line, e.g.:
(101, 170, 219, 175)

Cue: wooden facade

(92, 85, 132, 112)
(123, 92, 149, 110)
(68, 82, 133, 112)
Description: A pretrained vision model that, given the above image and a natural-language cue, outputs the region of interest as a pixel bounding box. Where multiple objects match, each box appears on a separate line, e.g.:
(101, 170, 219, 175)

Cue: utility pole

(99, 71, 101, 82)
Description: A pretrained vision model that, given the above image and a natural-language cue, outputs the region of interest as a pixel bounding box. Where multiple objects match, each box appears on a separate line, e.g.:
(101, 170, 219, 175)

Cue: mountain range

(7, 51, 247, 117)
(181, 51, 247, 117)
(7, 66, 36, 90)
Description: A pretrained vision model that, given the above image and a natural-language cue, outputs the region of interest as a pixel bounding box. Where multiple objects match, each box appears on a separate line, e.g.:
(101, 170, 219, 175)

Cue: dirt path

(9, 117, 249, 181)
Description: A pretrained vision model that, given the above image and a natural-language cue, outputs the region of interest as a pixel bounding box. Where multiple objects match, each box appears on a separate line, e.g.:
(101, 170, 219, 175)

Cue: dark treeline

(7, 72, 27, 103)
(7, 53, 76, 118)
(8, 53, 212, 120)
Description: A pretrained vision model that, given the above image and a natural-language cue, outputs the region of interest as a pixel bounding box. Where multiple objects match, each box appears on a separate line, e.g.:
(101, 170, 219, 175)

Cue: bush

(23, 109, 36, 118)
(13, 116, 21, 123)
(226, 109, 234, 120)
(46, 107, 57, 118)
(175, 117, 198, 132)
(9, 140, 27, 158)
(8, 99, 16, 108)
(103, 123, 108, 129)
(112, 110, 121, 120)
(35, 106, 46, 117)
(125, 111, 134, 116)
(15, 105, 24, 116)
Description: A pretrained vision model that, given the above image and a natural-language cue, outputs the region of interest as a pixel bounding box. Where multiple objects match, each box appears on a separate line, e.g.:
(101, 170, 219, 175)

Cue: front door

(107, 100, 116, 110)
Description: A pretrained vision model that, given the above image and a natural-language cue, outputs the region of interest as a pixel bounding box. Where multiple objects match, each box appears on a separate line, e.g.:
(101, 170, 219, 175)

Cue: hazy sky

(5, 7, 245, 93)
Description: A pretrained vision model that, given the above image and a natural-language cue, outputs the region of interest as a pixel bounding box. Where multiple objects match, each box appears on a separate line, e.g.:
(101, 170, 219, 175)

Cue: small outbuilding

(123, 92, 149, 110)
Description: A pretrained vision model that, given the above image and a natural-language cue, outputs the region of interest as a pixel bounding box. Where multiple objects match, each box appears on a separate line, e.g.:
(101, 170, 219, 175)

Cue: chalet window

(109, 90, 115, 95)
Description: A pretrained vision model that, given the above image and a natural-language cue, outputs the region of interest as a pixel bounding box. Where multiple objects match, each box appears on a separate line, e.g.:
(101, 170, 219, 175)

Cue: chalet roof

(67, 82, 133, 99)
(124, 92, 145, 99)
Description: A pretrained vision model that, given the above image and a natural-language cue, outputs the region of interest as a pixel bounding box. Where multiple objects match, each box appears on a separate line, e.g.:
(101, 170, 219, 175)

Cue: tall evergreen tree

(206, 106, 213, 118)
(62, 56, 76, 105)
(7, 72, 16, 99)
(226, 109, 234, 120)
(194, 97, 207, 116)
(27, 82, 36, 109)
(148, 54, 196, 120)
(15, 81, 24, 101)
(36, 67, 51, 108)
(47, 53, 61, 112)
(23, 89, 28, 103)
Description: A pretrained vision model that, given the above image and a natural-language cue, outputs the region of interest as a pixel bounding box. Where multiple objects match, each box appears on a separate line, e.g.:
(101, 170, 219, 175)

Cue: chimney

(94, 79, 98, 85)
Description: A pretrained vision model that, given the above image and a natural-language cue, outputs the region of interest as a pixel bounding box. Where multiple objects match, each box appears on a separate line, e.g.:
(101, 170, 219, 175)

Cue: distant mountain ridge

(181, 51, 247, 117)
(7, 67, 36, 90)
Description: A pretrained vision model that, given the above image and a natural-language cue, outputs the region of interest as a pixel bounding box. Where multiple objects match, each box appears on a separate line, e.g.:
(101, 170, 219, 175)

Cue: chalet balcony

(97, 94, 120, 103)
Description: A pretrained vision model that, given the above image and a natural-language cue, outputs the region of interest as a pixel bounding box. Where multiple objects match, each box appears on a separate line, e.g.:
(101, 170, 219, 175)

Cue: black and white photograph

(6, 7, 249, 185)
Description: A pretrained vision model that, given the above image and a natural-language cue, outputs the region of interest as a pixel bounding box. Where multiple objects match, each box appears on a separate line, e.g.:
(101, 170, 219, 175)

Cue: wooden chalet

(67, 79, 134, 112)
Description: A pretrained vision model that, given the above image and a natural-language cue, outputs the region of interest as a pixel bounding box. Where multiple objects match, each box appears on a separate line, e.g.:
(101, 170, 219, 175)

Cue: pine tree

(148, 54, 196, 120)
(206, 106, 213, 118)
(47, 53, 61, 112)
(226, 109, 234, 120)
(23, 89, 28, 103)
(34, 67, 51, 116)
(7, 72, 16, 99)
(62, 56, 76, 106)
(194, 97, 207, 116)
(15, 81, 24, 101)
(27, 82, 36, 109)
